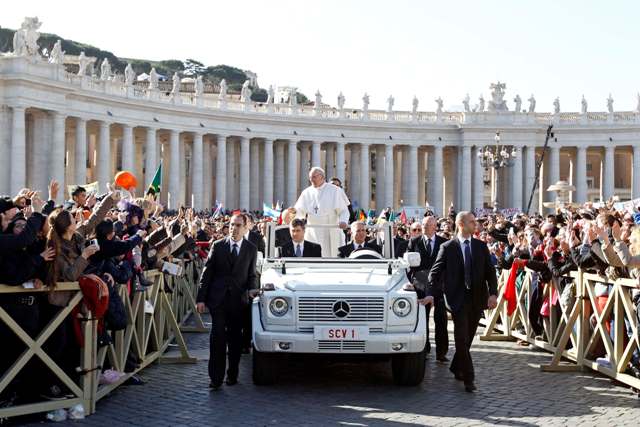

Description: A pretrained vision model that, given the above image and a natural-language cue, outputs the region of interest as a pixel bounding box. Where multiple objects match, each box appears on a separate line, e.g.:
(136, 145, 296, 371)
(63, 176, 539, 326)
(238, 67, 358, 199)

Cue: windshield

(264, 222, 396, 259)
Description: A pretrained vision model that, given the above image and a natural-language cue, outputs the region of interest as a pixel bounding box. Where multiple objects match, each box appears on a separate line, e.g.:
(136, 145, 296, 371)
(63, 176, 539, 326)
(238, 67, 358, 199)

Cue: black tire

(252, 346, 278, 385)
(391, 348, 426, 386)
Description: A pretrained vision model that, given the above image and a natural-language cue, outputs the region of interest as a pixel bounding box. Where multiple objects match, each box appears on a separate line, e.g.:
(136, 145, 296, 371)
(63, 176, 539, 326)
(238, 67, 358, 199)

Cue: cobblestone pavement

(25, 316, 640, 427)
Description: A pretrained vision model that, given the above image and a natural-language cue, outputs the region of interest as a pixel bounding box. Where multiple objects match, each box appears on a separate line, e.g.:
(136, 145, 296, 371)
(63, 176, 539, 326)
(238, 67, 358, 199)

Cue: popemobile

(251, 223, 427, 386)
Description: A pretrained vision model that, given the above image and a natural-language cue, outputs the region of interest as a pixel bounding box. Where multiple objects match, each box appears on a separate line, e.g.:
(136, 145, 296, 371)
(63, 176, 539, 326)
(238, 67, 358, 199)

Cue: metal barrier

(481, 268, 640, 390)
(0, 260, 206, 420)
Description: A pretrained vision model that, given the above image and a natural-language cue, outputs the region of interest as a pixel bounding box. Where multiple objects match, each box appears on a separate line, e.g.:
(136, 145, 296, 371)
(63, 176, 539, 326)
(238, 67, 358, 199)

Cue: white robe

(294, 182, 350, 257)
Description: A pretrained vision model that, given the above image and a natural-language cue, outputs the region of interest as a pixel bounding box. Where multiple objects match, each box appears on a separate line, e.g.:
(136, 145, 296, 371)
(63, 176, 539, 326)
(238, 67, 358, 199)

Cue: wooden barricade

(0, 283, 94, 419)
(0, 260, 205, 420)
(481, 268, 640, 390)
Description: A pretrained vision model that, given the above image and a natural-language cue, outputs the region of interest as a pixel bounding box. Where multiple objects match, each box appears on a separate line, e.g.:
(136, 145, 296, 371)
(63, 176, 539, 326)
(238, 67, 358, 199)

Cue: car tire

(252, 346, 278, 385)
(391, 347, 426, 386)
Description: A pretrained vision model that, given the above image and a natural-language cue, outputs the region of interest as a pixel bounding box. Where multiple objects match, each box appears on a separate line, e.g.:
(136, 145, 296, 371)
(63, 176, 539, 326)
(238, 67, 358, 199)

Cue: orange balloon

(114, 171, 137, 190)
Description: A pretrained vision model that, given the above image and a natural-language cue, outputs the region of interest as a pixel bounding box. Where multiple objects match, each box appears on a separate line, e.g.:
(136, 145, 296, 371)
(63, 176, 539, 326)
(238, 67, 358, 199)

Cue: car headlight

(269, 297, 289, 317)
(392, 298, 412, 317)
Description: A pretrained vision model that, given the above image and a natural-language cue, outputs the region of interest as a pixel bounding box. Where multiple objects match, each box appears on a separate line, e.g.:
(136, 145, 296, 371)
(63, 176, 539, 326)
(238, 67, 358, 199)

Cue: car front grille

(297, 296, 385, 323)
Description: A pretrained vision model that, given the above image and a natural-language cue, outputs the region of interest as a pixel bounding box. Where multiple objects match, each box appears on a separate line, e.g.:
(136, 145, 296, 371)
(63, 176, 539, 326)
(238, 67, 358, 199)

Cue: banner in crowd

(473, 207, 522, 218)
(613, 197, 640, 213)
(263, 203, 281, 219)
(402, 206, 427, 219)
(67, 181, 99, 199)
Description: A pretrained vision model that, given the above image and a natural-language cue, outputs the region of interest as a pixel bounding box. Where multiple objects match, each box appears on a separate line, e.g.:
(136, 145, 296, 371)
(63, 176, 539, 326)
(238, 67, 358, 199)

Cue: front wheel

(252, 346, 278, 385)
(391, 348, 426, 386)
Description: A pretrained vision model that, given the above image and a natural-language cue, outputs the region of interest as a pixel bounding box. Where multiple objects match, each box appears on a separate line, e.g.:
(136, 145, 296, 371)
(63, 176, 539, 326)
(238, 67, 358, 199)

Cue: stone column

(299, 142, 310, 190)
(384, 144, 394, 209)
(349, 145, 361, 206)
(287, 140, 298, 206)
(0, 106, 10, 195)
(227, 139, 237, 209)
(432, 145, 444, 215)
(5, 107, 27, 197)
(192, 132, 204, 210)
(375, 145, 385, 209)
(215, 135, 227, 206)
(417, 150, 426, 206)
(239, 136, 250, 210)
(74, 117, 87, 185)
(460, 145, 472, 210)
(311, 140, 322, 168)
(97, 121, 111, 193)
(472, 147, 484, 210)
(145, 127, 157, 188)
(250, 139, 260, 210)
(633, 146, 640, 199)
(203, 138, 212, 209)
(575, 146, 588, 204)
(335, 141, 346, 185)
(524, 146, 537, 213)
(326, 144, 335, 179)
(548, 146, 560, 188)
(50, 112, 66, 202)
(360, 143, 371, 210)
(168, 129, 180, 209)
(263, 138, 274, 207)
(121, 124, 134, 172)
(399, 147, 407, 204)
(511, 148, 523, 211)
(407, 145, 418, 205)
(274, 141, 285, 204)
(603, 145, 615, 199)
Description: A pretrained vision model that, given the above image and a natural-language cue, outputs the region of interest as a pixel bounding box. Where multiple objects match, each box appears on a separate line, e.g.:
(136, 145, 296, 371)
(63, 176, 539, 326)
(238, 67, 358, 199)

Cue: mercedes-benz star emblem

(332, 300, 350, 318)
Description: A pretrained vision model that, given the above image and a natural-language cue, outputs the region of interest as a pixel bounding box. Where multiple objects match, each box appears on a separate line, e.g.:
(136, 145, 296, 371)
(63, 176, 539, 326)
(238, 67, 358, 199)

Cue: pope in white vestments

(293, 167, 350, 257)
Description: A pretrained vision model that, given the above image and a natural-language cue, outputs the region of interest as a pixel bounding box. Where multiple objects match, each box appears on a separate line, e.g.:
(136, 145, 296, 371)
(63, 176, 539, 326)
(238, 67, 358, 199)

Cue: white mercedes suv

(252, 223, 427, 386)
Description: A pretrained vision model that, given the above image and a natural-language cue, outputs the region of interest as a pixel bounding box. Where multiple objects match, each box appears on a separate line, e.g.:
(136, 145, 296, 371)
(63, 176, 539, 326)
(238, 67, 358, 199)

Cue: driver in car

(338, 221, 382, 258)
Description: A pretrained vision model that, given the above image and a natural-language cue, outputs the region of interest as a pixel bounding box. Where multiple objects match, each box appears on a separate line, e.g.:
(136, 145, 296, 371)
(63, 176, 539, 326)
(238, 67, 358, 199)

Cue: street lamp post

(477, 131, 518, 209)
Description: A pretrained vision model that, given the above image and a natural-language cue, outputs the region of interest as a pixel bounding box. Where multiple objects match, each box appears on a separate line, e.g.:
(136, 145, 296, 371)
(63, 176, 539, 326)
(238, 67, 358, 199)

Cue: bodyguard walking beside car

(196, 214, 259, 390)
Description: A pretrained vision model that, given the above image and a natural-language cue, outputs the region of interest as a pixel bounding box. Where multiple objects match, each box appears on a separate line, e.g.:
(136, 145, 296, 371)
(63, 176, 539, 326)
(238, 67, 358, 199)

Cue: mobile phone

(86, 239, 100, 250)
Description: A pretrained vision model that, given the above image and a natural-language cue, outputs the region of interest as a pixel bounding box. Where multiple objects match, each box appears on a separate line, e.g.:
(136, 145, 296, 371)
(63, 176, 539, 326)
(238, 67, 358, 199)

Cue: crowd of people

(0, 180, 208, 407)
(3, 173, 640, 404)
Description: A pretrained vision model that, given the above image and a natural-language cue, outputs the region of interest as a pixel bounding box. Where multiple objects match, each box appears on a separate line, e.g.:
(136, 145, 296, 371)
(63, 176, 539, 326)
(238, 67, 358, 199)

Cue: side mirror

(403, 251, 421, 268)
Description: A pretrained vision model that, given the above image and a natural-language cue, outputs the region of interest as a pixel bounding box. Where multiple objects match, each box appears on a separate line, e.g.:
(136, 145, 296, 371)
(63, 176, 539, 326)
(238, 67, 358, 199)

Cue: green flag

(146, 162, 162, 197)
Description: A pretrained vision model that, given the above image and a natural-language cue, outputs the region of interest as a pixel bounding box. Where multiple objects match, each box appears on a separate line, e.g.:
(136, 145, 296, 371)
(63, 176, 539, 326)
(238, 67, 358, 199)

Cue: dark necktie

(464, 239, 472, 290)
(231, 243, 239, 259)
(425, 238, 432, 258)
(295, 244, 302, 257)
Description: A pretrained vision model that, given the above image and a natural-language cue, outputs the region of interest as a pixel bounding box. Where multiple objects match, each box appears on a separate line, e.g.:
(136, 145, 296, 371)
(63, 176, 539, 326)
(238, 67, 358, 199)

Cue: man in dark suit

(423, 211, 498, 393)
(196, 214, 258, 390)
(278, 218, 322, 257)
(408, 216, 448, 361)
(338, 221, 381, 258)
(244, 213, 265, 256)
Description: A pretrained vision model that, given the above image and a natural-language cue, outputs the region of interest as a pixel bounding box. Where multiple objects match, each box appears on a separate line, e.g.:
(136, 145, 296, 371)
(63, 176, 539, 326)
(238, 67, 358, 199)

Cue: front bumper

(252, 302, 426, 354)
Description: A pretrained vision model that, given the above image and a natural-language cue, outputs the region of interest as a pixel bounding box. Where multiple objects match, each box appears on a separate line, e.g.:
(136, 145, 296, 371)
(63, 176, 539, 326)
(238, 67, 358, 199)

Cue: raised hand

(48, 180, 59, 202)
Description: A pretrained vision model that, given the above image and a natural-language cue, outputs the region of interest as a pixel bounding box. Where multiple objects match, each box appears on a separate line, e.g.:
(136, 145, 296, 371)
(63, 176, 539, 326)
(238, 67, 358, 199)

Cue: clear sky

(4, 0, 639, 112)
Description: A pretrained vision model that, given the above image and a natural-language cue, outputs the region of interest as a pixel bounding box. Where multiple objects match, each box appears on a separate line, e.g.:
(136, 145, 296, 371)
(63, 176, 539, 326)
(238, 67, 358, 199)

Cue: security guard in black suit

(197, 214, 258, 390)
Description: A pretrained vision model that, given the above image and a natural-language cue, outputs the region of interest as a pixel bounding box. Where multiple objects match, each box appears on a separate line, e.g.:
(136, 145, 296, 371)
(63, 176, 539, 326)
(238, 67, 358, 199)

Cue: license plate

(313, 326, 369, 341)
